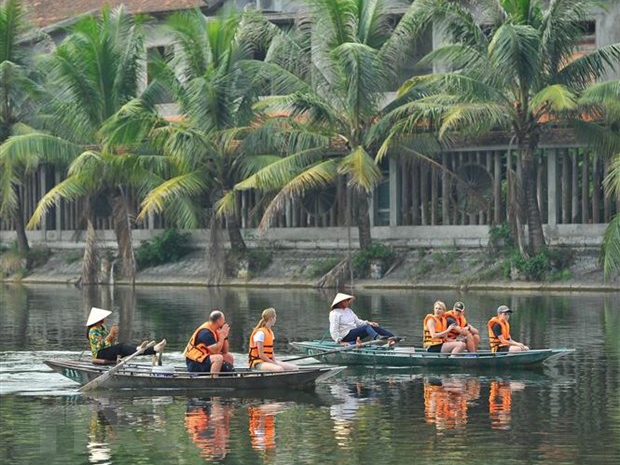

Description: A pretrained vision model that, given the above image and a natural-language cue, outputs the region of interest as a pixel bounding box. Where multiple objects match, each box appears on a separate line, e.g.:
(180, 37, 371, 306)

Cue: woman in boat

(329, 293, 399, 344)
(86, 307, 166, 361)
(487, 305, 529, 352)
(423, 301, 466, 355)
(248, 308, 298, 372)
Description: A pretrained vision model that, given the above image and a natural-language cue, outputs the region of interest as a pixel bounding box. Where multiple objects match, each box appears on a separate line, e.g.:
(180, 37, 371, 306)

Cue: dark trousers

(97, 343, 156, 361)
(342, 324, 394, 343)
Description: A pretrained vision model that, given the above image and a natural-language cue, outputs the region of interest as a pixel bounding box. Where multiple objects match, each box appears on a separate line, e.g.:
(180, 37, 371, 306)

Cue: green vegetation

(135, 229, 193, 269)
(0, 243, 50, 278)
(352, 242, 393, 277)
(306, 256, 343, 278)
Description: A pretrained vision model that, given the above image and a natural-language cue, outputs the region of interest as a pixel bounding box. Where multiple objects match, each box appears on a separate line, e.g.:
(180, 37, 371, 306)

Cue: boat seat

(91, 358, 116, 365)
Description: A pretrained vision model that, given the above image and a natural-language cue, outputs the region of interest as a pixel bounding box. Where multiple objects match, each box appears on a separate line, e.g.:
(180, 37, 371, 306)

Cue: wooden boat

(289, 341, 575, 369)
(44, 359, 344, 391)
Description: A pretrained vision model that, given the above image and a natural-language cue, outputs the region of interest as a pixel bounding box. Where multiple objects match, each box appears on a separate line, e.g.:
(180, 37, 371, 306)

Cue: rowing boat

(289, 341, 574, 369)
(44, 359, 344, 391)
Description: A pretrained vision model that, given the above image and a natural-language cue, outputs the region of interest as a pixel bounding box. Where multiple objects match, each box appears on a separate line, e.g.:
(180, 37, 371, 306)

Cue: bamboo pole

(581, 151, 589, 224)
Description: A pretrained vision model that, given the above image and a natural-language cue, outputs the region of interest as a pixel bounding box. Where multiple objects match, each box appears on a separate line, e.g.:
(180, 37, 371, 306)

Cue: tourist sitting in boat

(444, 301, 480, 352)
(86, 307, 166, 362)
(184, 310, 235, 373)
(487, 305, 529, 352)
(248, 308, 298, 372)
(329, 293, 398, 344)
(423, 300, 466, 355)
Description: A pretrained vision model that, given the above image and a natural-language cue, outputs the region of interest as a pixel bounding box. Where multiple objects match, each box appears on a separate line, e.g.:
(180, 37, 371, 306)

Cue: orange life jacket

(184, 322, 219, 363)
(444, 310, 468, 340)
(248, 327, 275, 368)
(487, 317, 511, 353)
(489, 381, 512, 430)
(423, 314, 447, 348)
(248, 406, 276, 451)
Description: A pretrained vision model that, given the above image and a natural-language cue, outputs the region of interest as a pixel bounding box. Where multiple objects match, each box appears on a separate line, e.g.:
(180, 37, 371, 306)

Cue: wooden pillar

(54, 169, 62, 239)
(592, 154, 600, 224)
(442, 153, 450, 225)
(420, 163, 429, 225)
(505, 149, 512, 222)
(411, 162, 420, 225)
(431, 165, 438, 225)
(389, 157, 401, 226)
(561, 150, 570, 224)
(537, 155, 544, 219)
(547, 149, 557, 227)
(494, 151, 501, 224)
(571, 150, 579, 223)
(581, 151, 589, 224)
(401, 162, 410, 225)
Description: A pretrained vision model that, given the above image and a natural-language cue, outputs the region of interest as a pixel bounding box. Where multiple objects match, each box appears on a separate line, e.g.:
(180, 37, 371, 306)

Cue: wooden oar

(284, 339, 385, 362)
(78, 340, 155, 392)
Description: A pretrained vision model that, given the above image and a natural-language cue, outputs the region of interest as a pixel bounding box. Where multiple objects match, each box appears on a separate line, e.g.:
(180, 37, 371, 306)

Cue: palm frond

(338, 146, 382, 192)
(530, 84, 577, 115)
(0, 133, 82, 169)
(555, 44, 620, 90)
(602, 213, 620, 281)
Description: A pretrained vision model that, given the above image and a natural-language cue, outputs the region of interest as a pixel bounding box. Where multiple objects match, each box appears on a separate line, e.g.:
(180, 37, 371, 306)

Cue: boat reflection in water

(185, 398, 233, 461)
(87, 408, 114, 465)
(330, 382, 379, 448)
(423, 376, 481, 431)
(488, 379, 526, 430)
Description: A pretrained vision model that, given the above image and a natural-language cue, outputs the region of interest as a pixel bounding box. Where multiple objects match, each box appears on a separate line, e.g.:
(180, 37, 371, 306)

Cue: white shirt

(253, 330, 266, 343)
(329, 307, 367, 342)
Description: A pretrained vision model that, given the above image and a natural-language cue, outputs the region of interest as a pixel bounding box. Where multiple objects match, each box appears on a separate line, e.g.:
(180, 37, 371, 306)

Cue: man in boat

(423, 300, 466, 355)
(444, 301, 480, 352)
(487, 305, 529, 353)
(184, 310, 235, 373)
(86, 307, 166, 362)
(329, 293, 399, 344)
(248, 308, 298, 372)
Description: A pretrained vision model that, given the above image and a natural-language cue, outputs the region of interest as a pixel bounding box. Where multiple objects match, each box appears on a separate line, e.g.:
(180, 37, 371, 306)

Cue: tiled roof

(23, 0, 207, 28)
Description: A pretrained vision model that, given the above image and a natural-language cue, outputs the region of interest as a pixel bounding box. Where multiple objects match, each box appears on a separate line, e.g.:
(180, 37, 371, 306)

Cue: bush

(306, 256, 343, 278)
(488, 223, 515, 255)
(135, 229, 193, 269)
(512, 251, 550, 281)
(247, 248, 273, 272)
(352, 242, 393, 277)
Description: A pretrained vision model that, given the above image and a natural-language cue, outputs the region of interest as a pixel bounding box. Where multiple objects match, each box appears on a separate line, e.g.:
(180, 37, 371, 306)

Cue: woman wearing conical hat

(329, 293, 399, 344)
(85, 307, 166, 361)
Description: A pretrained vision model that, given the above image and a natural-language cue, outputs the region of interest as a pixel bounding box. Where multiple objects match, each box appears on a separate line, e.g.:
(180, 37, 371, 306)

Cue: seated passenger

(487, 305, 529, 353)
(444, 301, 480, 352)
(184, 310, 235, 373)
(423, 300, 466, 355)
(248, 308, 298, 372)
(86, 307, 166, 361)
(329, 293, 397, 344)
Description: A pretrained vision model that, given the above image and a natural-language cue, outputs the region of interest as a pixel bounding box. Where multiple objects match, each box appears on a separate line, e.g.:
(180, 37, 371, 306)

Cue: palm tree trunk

(226, 213, 246, 252)
(520, 145, 546, 254)
(111, 188, 136, 284)
(13, 187, 30, 254)
(81, 206, 99, 286)
(356, 190, 372, 249)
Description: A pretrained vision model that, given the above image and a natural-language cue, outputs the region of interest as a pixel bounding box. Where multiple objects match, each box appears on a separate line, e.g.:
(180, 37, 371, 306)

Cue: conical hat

(331, 293, 355, 309)
(86, 307, 112, 326)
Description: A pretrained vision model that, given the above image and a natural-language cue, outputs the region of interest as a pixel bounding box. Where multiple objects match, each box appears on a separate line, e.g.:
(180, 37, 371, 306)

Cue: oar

(284, 339, 385, 363)
(79, 340, 155, 392)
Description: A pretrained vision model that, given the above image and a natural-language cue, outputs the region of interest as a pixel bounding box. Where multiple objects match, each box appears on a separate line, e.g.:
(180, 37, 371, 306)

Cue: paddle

(78, 340, 155, 392)
(284, 339, 385, 362)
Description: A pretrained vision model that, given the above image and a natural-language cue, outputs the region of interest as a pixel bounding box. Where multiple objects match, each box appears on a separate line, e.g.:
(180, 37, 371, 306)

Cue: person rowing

(248, 308, 298, 372)
(444, 301, 480, 352)
(184, 310, 235, 374)
(487, 305, 529, 353)
(86, 307, 166, 362)
(423, 300, 466, 355)
(329, 293, 400, 345)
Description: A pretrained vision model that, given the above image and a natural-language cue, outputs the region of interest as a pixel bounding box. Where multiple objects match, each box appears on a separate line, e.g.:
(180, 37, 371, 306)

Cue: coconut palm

(384, 0, 620, 255)
(217, 0, 432, 249)
(0, 0, 44, 254)
(0, 7, 150, 284)
(104, 8, 278, 253)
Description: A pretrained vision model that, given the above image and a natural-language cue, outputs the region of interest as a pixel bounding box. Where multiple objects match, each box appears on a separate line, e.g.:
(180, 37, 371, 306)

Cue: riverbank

(2, 246, 618, 291)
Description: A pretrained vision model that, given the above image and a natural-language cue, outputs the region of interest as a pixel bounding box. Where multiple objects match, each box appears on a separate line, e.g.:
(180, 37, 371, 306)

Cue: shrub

(247, 248, 273, 272)
(135, 229, 193, 269)
(306, 256, 343, 278)
(512, 251, 549, 281)
(352, 242, 393, 277)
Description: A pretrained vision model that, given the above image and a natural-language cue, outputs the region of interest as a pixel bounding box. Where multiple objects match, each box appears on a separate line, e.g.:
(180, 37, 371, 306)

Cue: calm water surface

(0, 284, 619, 465)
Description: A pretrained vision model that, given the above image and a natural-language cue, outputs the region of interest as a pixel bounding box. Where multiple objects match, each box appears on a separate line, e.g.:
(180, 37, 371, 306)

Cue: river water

(0, 284, 618, 464)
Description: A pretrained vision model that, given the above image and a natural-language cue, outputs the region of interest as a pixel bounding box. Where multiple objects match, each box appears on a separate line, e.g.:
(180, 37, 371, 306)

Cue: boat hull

(289, 341, 574, 369)
(44, 359, 344, 391)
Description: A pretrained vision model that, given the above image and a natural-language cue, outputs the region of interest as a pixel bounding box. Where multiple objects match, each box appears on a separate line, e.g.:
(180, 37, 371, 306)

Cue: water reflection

(423, 376, 481, 431)
(488, 379, 526, 430)
(185, 398, 233, 462)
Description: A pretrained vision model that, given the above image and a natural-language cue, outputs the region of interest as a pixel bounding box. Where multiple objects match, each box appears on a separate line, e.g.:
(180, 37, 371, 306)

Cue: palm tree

(218, 0, 431, 249)
(0, 6, 149, 284)
(0, 0, 44, 254)
(385, 0, 620, 255)
(105, 8, 278, 253)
